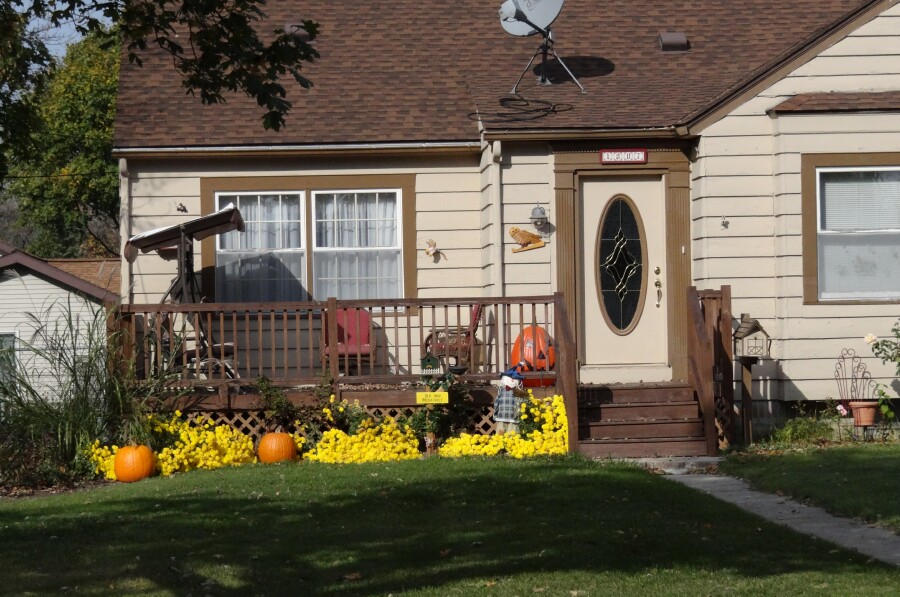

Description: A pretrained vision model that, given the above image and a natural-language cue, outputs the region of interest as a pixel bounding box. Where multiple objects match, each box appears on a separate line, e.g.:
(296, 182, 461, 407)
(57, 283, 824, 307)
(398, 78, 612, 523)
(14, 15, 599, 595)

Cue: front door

(580, 176, 670, 384)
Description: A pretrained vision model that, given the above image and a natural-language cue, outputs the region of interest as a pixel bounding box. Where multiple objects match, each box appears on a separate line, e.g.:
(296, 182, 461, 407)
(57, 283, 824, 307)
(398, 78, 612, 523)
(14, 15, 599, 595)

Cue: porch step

(578, 437, 709, 459)
(576, 381, 708, 458)
(579, 418, 703, 441)
(578, 383, 693, 405)
(580, 400, 699, 422)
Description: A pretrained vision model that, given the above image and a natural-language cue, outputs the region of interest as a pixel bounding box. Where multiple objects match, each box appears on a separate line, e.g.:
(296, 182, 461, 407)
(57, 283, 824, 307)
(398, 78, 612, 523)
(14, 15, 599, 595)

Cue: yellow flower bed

(306, 418, 420, 464)
(86, 411, 258, 480)
(440, 394, 568, 458)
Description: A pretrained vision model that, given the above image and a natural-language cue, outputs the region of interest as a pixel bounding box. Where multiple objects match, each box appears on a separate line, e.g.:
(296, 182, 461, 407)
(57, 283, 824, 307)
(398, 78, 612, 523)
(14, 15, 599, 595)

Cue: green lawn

(1, 456, 897, 596)
(721, 443, 900, 533)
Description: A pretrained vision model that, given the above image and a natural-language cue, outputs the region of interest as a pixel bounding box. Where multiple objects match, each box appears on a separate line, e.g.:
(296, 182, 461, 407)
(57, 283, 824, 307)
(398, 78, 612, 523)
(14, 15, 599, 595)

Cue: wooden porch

(116, 288, 734, 456)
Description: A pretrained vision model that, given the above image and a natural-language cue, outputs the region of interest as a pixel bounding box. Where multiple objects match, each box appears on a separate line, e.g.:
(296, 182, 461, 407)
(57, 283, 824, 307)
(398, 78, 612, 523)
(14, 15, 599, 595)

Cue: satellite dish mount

(499, 0, 585, 94)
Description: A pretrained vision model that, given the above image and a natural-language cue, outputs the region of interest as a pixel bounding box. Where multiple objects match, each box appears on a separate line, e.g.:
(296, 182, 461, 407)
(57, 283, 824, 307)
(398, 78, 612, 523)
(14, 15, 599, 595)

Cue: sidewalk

(666, 473, 900, 567)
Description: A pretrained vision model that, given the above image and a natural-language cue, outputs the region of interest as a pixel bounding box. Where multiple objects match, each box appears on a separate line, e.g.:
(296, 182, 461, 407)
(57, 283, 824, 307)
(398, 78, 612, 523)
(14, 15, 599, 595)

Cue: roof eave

(111, 140, 482, 159)
(0, 252, 120, 305)
(482, 126, 686, 142)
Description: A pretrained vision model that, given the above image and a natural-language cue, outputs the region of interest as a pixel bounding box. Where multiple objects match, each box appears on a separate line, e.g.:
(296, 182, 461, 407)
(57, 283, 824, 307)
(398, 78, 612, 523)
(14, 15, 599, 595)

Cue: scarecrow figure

(494, 365, 528, 434)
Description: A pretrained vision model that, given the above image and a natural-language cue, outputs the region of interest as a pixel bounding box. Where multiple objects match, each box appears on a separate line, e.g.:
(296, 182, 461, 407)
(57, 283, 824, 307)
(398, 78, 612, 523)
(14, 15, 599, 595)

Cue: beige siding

(0, 269, 104, 396)
(694, 4, 900, 401)
(123, 155, 484, 303)
(498, 143, 554, 297)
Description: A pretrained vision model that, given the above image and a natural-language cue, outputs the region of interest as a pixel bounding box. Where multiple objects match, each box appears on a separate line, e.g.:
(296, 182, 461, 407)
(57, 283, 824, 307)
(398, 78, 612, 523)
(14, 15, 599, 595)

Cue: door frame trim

(552, 141, 693, 382)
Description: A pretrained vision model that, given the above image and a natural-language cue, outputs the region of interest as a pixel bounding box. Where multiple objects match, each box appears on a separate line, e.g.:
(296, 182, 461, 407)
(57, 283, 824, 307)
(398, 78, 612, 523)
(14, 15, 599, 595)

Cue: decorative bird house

(420, 352, 441, 376)
(733, 313, 771, 359)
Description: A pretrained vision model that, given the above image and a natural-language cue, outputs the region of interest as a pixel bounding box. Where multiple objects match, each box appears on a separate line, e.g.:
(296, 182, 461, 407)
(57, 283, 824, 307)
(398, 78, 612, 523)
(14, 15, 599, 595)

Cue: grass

(1, 456, 898, 596)
(721, 443, 900, 533)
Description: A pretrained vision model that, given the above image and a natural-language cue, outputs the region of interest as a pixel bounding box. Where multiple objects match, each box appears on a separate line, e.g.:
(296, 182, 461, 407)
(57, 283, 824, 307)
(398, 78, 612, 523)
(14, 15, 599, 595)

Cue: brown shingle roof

(769, 91, 900, 113)
(114, 0, 880, 148)
(46, 259, 121, 296)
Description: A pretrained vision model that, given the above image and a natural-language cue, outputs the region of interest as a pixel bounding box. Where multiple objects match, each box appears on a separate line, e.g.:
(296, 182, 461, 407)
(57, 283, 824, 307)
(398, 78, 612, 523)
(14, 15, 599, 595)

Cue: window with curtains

(313, 190, 402, 300)
(817, 167, 900, 300)
(215, 193, 306, 302)
(214, 189, 403, 301)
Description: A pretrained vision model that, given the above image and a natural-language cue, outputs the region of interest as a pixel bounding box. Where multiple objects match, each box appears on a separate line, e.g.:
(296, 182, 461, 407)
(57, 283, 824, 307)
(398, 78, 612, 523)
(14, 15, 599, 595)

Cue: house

(113, 0, 900, 452)
(0, 241, 120, 388)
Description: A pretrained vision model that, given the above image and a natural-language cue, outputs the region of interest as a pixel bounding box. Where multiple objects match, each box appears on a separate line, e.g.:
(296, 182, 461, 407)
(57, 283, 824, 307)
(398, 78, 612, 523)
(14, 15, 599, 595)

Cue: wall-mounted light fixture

(530, 203, 550, 235)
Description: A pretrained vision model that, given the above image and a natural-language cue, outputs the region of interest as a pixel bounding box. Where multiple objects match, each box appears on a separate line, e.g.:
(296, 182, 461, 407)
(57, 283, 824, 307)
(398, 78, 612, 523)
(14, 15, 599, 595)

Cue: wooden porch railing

(686, 285, 734, 456)
(116, 295, 569, 390)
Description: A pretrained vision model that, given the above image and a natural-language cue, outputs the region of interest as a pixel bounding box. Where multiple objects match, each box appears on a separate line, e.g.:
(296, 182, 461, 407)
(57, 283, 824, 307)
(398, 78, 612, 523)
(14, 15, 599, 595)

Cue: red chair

(321, 308, 375, 374)
(422, 303, 483, 368)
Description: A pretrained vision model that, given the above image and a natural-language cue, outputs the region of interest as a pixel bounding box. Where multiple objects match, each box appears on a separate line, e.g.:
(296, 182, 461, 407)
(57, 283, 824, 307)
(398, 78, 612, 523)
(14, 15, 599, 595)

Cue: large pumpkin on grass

(258, 432, 296, 463)
(114, 445, 156, 483)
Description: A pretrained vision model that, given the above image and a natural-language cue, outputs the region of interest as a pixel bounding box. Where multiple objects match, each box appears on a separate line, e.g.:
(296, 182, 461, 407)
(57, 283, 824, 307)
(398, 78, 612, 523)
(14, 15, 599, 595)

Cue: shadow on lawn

(0, 458, 891, 595)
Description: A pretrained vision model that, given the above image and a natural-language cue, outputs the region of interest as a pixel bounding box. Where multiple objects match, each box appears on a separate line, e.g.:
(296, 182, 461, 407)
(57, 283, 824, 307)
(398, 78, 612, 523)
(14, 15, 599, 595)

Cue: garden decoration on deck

(494, 365, 527, 434)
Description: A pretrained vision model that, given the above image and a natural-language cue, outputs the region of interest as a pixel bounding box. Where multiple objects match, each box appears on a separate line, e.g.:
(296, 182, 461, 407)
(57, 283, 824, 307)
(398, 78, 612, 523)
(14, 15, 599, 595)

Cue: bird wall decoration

(509, 227, 545, 252)
(423, 239, 447, 262)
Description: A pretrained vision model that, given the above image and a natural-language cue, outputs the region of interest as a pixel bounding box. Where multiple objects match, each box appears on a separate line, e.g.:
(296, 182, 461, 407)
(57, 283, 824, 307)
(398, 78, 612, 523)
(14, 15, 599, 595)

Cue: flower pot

(849, 401, 878, 427)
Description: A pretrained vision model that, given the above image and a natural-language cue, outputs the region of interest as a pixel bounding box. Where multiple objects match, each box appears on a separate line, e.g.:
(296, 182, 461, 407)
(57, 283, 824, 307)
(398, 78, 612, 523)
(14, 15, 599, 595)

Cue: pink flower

(837, 404, 848, 417)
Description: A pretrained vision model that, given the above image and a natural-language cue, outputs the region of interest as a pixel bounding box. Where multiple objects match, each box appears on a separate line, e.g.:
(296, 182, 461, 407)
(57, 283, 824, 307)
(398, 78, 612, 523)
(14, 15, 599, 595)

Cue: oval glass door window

(596, 194, 647, 334)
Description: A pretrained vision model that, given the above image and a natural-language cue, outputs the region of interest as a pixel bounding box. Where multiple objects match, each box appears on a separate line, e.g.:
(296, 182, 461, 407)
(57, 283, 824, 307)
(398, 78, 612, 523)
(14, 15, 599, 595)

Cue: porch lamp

(529, 203, 549, 233)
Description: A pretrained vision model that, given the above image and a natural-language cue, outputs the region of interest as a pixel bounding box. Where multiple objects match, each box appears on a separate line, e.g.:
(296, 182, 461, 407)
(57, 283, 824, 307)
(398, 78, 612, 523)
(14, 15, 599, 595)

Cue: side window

(817, 168, 900, 300)
(0, 333, 16, 386)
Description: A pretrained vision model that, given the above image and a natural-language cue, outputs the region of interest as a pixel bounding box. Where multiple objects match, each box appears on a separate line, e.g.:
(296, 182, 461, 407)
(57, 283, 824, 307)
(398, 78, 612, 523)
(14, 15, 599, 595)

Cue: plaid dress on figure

(493, 386, 522, 423)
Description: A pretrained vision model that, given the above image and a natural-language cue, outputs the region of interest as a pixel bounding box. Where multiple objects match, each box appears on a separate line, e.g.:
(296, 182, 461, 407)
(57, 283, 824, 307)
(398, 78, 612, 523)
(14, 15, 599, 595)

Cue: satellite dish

(499, 0, 564, 37)
(498, 0, 585, 93)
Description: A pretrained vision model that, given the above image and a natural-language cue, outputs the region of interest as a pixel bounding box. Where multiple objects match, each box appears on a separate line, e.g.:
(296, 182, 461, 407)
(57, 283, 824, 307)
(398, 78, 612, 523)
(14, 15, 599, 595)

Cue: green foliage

(256, 376, 297, 432)
(767, 403, 835, 447)
(0, 299, 173, 490)
(405, 372, 474, 443)
(0, 4, 49, 179)
(5, 28, 120, 257)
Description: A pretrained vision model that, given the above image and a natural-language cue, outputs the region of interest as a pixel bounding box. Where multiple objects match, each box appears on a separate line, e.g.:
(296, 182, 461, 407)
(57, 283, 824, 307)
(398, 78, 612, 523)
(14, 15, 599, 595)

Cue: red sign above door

(600, 149, 648, 164)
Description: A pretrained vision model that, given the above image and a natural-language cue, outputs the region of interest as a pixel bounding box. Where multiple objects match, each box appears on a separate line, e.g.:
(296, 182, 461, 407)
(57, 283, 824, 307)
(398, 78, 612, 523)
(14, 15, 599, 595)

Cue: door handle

(654, 269, 662, 307)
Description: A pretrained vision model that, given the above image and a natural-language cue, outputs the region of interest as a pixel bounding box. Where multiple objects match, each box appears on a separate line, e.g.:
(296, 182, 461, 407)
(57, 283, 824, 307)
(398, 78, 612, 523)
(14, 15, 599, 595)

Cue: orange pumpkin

(114, 445, 156, 483)
(510, 325, 557, 387)
(258, 432, 297, 463)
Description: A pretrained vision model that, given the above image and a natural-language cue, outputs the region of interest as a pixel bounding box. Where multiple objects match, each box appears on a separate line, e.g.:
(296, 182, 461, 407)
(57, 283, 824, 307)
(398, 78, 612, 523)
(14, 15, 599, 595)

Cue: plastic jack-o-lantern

(114, 445, 156, 483)
(510, 325, 557, 387)
(257, 432, 297, 463)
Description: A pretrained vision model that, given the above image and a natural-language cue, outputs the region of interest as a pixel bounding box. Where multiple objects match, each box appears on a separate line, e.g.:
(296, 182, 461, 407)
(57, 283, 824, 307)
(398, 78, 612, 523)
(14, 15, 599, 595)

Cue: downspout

(118, 158, 133, 304)
(490, 140, 505, 296)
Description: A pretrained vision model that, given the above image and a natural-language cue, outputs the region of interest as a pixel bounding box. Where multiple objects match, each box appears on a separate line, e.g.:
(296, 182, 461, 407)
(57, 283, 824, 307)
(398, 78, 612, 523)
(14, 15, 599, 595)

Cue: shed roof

(0, 245, 120, 304)
(114, 0, 884, 149)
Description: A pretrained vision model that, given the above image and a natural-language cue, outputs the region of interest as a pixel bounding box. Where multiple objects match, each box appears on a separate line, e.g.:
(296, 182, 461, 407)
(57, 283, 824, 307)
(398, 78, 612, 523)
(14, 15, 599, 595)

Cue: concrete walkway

(666, 473, 900, 567)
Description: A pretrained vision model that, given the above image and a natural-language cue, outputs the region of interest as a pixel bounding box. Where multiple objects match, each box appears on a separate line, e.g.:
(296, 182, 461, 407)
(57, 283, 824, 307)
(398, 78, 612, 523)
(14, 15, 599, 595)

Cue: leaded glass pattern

(598, 196, 643, 332)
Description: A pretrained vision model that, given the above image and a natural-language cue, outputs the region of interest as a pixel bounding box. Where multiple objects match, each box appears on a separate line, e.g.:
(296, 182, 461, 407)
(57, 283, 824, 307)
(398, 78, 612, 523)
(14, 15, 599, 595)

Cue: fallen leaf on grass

(440, 549, 452, 557)
(343, 572, 363, 581)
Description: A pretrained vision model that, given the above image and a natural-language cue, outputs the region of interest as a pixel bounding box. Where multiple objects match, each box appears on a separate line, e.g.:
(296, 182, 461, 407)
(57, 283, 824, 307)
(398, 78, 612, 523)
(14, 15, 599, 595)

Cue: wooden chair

(422, 303, 483, 368)
(321, 307, 376, 374)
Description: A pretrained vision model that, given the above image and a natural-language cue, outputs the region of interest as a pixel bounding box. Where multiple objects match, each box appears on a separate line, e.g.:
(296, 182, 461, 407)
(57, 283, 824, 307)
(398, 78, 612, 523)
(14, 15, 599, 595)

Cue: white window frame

(311, 188, 404, 301)
(816, 166, 900, 300)
(215, 191, 307, 302)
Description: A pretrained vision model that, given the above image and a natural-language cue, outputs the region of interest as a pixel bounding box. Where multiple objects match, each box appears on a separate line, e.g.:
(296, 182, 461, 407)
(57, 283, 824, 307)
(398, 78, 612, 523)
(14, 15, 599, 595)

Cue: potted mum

(256, 376, 298, 463)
